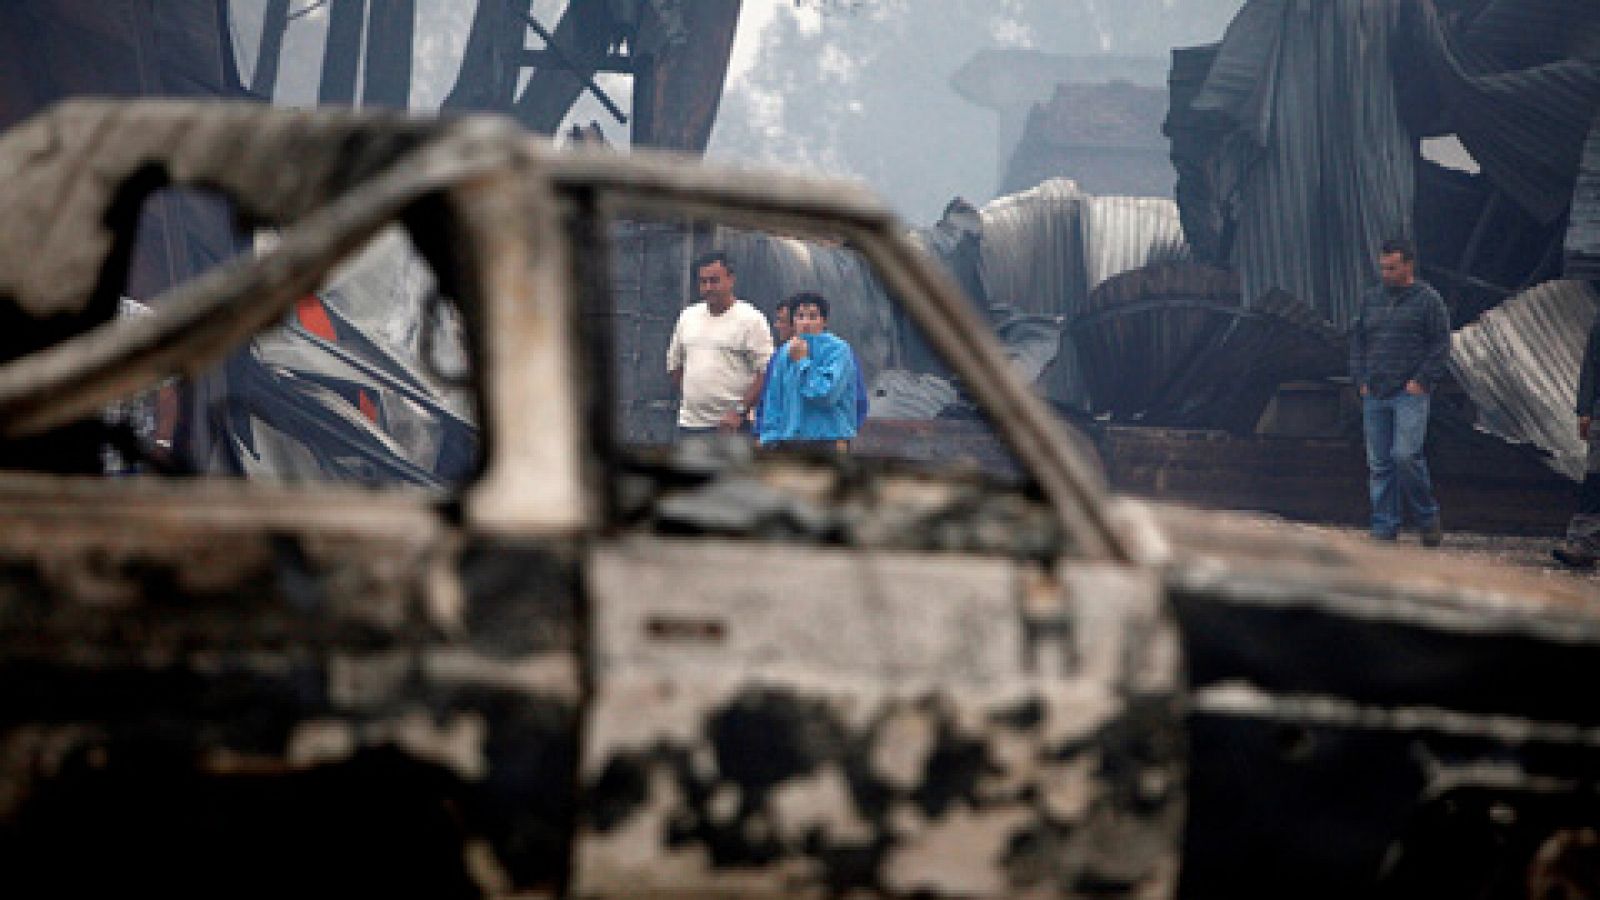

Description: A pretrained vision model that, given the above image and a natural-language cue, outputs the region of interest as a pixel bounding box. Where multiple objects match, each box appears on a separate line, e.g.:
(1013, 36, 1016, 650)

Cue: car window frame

(553, 151, 1127, 562)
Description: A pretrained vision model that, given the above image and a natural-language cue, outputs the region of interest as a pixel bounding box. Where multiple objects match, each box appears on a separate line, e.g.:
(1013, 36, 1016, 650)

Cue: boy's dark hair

(1379, 237, 1416, 262)
(789, 291, 828, 320)
(693, 250, 733, 275)
(773, 296, 793, 317)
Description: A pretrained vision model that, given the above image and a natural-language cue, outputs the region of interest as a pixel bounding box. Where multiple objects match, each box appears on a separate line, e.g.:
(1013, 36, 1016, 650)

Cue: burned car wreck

(0, 102, 1597, 899)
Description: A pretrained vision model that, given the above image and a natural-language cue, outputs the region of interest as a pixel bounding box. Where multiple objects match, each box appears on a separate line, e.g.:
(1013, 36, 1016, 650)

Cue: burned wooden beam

(441, 0, 525, 113)
(249, 0, 291, 99)
(629, 0, 742, 155)
(362, 0, 416, 110)
(509, 0, 618, 134)
(317, 0, 367, 106)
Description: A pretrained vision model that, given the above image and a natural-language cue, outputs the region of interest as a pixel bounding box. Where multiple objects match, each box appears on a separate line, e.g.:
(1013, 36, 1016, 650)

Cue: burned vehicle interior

(3, 100, 1600, 900)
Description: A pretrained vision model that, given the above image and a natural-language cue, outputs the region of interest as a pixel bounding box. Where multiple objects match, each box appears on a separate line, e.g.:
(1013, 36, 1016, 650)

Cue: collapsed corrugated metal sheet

(1568, 114, 1600, 281)
(1170, 0, 1600, 330)
(1413, 158, 1569, 325)
(979, 179, 1189, 406)
(1449, 280, 1600, 481)
(1082, 195, 1190, 292)
(713, 179, 1187, 415)
(979, 179, 1189, 318)
(313, 228, 475, 422)
(864, 370, 960, 420)
(1396, 0, 1600, 227)
(1072, 262, 1343, 433)
(1456, 0, 1600, 64)
(1164, 42, 1236, 268)
(1172, 0, 1413, 329)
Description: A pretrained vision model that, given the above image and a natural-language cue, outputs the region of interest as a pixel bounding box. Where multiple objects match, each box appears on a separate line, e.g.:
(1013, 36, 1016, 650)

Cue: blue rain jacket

(757, 332, 861, 444)
(755, 339, 869, 434)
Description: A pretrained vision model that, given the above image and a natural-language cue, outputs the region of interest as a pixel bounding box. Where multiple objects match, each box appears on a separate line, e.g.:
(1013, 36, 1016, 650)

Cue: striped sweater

(1349, 281, 1451, 398)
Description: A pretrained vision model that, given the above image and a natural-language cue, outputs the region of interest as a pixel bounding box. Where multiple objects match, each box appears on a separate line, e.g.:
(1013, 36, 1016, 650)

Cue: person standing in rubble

(1350, 237, 1450, 546)
(1553, 316, 1600, 568)
(667, 251, 773, 440)
(758, 292, 862, 452)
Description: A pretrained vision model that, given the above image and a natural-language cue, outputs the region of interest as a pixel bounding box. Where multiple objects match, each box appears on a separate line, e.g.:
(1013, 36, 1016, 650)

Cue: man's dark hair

(693, 251, 733, 275)
(789, 291, 829, 320)
(773, 296, 794, 317)
(1380, 237, 1416, 262)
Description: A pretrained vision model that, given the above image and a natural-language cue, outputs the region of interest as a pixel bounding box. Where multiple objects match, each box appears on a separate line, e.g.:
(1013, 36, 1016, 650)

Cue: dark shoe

(1370, 532, 1398, 543)
(1420, 519, 1443, 548)
(1553, 541, 1598, 569)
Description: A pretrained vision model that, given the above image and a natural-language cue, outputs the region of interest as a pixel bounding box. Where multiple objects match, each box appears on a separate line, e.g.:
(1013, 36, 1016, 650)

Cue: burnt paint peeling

(576, 683, 1184, 896)
(708, 688, 849, 795)
(910, 717, 998, 819)
(459, 538, 582, 658)
(991, 696, 1047, 731)
(586, 753, 650, 833)
(435, 686, 580, 889)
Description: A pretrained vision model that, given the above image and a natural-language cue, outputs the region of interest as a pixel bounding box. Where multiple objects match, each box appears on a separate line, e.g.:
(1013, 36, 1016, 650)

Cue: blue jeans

(1363, 393, 1439, 538)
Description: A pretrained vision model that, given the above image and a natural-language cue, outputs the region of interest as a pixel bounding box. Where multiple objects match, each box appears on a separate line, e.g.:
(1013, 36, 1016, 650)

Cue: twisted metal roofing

(1449, 280, 1600, 480)
(1170, 0, 1600, 329)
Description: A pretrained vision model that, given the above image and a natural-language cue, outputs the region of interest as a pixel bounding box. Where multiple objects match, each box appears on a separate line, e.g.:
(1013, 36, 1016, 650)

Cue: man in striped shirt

(1349, 237, 1450, 546)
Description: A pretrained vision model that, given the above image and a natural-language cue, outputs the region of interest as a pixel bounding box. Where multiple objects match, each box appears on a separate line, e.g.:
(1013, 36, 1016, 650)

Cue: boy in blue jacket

(757, 292, 864, 451)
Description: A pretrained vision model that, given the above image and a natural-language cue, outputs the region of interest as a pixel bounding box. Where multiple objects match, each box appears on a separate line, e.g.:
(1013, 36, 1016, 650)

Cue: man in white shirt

(667, 251, 773, 438)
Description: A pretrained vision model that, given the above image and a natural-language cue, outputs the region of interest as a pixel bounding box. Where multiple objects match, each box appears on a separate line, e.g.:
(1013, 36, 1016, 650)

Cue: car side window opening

(596, 207, 1068, 560)
(90, 206, 482, 489)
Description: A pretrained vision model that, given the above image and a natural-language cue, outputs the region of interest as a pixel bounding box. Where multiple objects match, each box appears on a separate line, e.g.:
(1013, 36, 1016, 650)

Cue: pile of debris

(1138, 0, 1600, 472)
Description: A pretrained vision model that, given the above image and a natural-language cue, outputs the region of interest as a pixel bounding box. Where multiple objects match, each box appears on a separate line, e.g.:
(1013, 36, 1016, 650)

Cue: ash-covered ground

(1330, 524, 1600, 588)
